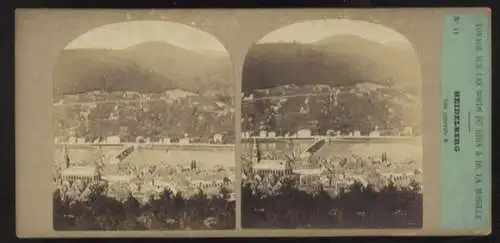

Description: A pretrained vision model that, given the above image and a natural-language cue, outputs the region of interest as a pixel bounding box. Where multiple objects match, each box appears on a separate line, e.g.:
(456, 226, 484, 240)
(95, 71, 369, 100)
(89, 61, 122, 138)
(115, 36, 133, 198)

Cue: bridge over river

(54, 143, 235, 168)
(242, 136, 422, 163)
(55, 143, 235, 151)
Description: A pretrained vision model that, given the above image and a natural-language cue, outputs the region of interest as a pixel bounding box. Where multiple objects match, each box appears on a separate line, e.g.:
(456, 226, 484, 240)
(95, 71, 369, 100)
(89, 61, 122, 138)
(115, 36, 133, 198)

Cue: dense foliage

(242, 39, 420, 94)
(242, 86, 421, 136)
(53, 187, 235, 230)
(241, 179, 422, 229)
(54, 94, 235, 142)
(54, 42, 232, 97)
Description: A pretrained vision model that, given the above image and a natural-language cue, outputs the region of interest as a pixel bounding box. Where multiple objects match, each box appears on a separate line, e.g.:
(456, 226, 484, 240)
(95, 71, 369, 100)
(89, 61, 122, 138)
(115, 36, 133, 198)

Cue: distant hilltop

(54, 41, 233, 97)
(242, 34, 421, 94)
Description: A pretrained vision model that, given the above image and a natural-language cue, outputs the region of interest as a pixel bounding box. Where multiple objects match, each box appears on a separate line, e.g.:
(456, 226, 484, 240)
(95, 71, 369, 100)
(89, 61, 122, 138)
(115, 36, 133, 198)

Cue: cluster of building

(54, 145, 235, 202)
(59, 164, 100, 184)
(55, 132, 226, 145)
(241, 126, 414, 139)
(246, 140, 319, 187)
(244, 139, 421, 194)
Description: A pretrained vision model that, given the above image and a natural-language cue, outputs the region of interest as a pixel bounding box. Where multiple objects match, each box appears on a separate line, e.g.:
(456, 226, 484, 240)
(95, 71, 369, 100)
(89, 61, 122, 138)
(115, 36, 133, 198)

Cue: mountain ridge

(54, 41, 232, 97)
(242, 34, 421, 95)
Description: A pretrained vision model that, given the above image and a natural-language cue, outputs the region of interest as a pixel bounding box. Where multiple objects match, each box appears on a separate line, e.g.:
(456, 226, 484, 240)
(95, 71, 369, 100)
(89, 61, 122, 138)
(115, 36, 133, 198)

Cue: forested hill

(242, 35, 421, 94)
(54, 42, 232, 98)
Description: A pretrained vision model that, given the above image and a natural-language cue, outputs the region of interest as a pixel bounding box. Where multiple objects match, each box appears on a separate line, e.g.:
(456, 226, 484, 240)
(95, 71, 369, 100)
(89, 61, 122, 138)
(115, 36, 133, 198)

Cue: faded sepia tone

(241, 19, 423, 229)
(16, 8, 490, 237)
(51, 20, 236, 231)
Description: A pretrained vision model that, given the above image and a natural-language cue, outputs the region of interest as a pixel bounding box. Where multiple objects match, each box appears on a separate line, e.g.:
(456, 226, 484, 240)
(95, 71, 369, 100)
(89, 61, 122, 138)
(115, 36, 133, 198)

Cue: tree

(53, 189, 72, 230)
(53, 183, 237, 230)
(218, 185, 231, 201)
(87, 188, 125, 230)
(123, 194, 142, 218)
(241, 173, 423, 229)
(146, 189, 178, 229)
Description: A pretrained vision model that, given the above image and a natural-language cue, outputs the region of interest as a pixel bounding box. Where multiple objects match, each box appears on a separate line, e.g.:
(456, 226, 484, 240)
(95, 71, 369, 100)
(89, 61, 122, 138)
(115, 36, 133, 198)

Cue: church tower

(60, 145, 70, 169)
(252, 137, 260, 164)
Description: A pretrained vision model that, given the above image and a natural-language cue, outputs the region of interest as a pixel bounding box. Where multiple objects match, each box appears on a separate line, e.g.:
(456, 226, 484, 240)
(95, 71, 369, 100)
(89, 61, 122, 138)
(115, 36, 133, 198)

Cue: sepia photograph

(17, 9, 490, 238)
(240, 19, 423, 229)
(51, 20, 236, 231)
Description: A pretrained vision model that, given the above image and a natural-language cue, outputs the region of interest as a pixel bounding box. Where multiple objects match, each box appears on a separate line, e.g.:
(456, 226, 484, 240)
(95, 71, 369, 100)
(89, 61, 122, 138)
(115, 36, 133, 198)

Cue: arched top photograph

(240, 19, 424, 230)
(51, 20, 236, 232)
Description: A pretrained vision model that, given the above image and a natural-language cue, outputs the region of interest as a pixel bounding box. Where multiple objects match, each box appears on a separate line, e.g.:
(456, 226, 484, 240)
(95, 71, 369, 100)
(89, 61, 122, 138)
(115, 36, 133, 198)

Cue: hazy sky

(65, 20, 227, 52)
(258, 19, 411, 45)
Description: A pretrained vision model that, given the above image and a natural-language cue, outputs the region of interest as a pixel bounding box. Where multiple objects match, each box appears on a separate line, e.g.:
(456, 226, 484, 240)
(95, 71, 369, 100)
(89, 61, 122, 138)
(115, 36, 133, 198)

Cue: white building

(326, 130, 336, 136)
(61, 166, 99, 183)
(191, 180, 225, 190)
(108, 113, 119, 120)
(294, 168, 322, 185)
(179, 137, 190, 144)
(76, 138, 86, 144)
(213, 134, 223, 143)
(380, 172, 414, 187)
(267, 132, 276, 138)
(161, 138, 171, 144)
(369, 126, 381, 137)
(332, 174, 368, 188)
(191, 180, 205, 188)
(243, 94, 254, 101)
(67, 135, 77, 144)
(259, 131, 267, 138)
(353, 130, 361, 137)
(297, 129, 312, 137)
(107, 136, 121, 144)
(403, 126, 413, 136)
(252, 160, 291, 176)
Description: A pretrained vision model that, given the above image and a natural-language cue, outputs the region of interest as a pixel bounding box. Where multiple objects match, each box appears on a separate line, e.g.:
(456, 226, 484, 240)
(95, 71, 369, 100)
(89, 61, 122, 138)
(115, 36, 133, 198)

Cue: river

(242, 137, 422, 163)
(54, 145, 236, 169)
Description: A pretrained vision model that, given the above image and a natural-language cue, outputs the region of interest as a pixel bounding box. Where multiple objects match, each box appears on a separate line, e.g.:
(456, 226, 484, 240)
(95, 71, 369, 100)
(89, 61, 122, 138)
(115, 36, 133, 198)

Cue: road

(53, 98, 168, 108)
(55, 142, 235, 151)
(241, 136, 422, 143)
